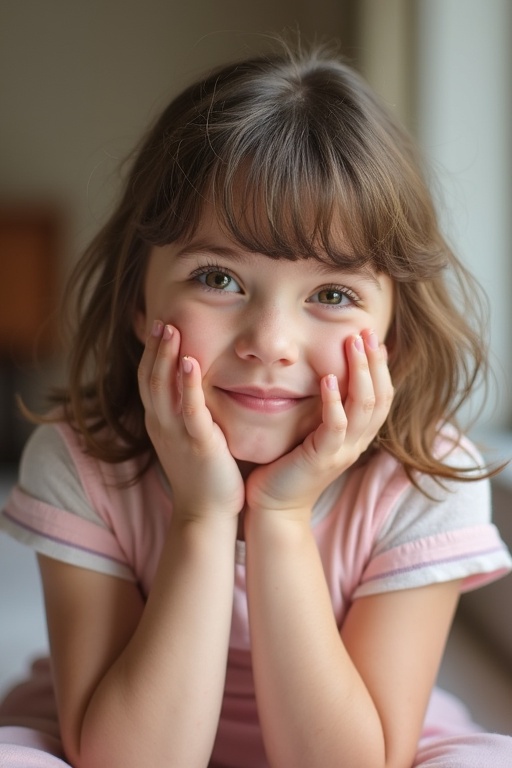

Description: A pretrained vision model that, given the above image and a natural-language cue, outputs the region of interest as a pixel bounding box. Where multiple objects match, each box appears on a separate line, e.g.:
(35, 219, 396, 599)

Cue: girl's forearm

(78, 514, 237, 768)
(245, 512, 385, 768)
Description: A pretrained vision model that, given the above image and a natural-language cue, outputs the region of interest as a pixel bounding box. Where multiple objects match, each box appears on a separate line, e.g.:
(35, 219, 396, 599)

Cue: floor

(1, 473, 511, 735)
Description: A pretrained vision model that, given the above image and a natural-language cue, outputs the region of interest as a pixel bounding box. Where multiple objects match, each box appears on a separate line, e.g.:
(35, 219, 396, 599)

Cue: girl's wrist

(170, 488, 244, 524)
(170, 508, 239, 538)
(244, 505, 313, 542)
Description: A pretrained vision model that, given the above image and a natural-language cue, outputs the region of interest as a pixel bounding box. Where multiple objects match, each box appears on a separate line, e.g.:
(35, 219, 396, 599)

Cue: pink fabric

(417, 690, 512, 767)
(0, 658, 58, 731)
(0, 659, 509, 766)
(415, 733, 512, 767)
(0, 728, 68, 767)
(0, 659, 68, 767)
(1, 678, 511, 767)
(2, 423, 512, 766)
(360, 525, 509, 592)
(4, 423, 510, 636)
(5, 487, 130, 567)
(3, 727, 511, 768)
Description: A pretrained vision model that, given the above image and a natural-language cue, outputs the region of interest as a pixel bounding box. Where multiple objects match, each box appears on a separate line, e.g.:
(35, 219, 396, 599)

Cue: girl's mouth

(216, 386, 310, 414)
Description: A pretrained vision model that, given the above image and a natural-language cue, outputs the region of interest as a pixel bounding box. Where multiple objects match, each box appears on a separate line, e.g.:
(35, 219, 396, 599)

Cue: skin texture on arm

(242, 331, 460, 768)
(38, 325, 243, 768)
(39, 515, 238, 768)
(244, 519, 460, 768)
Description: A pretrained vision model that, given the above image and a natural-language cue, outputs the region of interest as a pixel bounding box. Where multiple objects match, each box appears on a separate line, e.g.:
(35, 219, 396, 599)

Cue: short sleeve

(353, 447, 512, 598)
(0, 424, 135, 581)
(18, 424, 102, 523)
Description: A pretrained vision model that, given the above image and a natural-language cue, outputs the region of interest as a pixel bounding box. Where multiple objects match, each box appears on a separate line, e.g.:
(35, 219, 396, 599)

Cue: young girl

(1, 44, 511, 768)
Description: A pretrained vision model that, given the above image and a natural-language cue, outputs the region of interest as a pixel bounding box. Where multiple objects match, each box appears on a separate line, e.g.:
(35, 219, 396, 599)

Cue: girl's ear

(133, 309, 148, 344)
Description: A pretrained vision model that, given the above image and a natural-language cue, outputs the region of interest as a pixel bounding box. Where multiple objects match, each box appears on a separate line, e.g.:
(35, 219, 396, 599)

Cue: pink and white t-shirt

(1, 422, 511, 767)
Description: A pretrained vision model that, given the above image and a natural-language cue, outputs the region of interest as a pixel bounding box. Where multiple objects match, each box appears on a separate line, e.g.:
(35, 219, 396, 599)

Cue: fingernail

(354, 335, 364, 353)
(367, 331, 379, 350)
(152, 320, 164, 337)
(163, 324, 173, 341)
(182, 356, 193, 374)
(326, 374, 338, 391)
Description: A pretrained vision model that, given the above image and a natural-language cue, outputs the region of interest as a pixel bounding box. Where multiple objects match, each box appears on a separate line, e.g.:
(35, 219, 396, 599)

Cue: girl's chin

(230, 444, 287, 466)
(210, 404, 320, 467)
(226, 432, 304, 467)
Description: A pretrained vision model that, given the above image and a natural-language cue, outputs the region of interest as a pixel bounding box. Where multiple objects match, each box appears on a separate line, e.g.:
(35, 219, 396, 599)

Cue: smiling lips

(217, 386, 311, 414)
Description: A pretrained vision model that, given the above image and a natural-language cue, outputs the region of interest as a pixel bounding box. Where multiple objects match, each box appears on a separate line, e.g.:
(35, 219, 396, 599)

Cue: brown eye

(307, 285, 359, 309)
(318, 288, 343, 305)
(205, 271, 231, 289)
(196, 270, 240, 292)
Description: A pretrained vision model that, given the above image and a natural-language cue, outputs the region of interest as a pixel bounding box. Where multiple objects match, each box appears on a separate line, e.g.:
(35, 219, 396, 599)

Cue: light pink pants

(413, 687, 512, 767)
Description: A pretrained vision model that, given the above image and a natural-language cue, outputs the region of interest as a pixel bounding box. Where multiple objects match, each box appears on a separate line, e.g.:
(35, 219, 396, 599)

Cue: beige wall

(352, 0, 415, 128)
(0, 1, 352, 261)
(0, 1, 360, 448)
(1, 0, 416, 266)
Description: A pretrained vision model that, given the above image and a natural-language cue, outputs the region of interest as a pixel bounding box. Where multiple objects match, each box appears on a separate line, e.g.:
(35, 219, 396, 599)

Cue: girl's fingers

(302, 330, 393, 465)
(138, 322, 216, 444)
(343, 330, 393, 446)
(179, 355, 215, 441)
(138, 322, 181, 420)
(310, 374, 347, 456)
(358, 330, 394, 437)
(341, 333, 378, 440)
(137, 319, 164, 408)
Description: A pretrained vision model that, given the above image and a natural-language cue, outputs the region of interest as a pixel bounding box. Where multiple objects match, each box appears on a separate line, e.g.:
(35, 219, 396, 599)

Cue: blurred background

(0, 0, 511, 732)
(1, 0, 511, 456)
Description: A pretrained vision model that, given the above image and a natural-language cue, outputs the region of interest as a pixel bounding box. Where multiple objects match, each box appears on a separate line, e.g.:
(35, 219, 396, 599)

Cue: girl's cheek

(167, 310, 220, 370)
(312, 340, 350, 399)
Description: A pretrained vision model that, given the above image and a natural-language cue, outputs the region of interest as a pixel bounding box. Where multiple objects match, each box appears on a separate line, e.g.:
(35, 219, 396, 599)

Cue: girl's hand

(138, 321, 245, 521)
(245, 330, 393, 520)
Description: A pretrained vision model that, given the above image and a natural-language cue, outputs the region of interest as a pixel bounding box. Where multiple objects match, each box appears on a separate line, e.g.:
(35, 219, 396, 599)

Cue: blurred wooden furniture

(0, 206, 61, 360)
(0, 205, 61, 461)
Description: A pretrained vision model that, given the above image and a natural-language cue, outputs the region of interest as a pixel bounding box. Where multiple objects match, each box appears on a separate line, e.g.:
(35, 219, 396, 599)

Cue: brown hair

(48, 44, 491, 482)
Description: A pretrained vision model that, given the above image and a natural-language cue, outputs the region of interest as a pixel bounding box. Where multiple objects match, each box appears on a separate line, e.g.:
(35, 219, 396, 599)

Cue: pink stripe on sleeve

(359, 525, 511, 593)
(4, 487, 129, 567)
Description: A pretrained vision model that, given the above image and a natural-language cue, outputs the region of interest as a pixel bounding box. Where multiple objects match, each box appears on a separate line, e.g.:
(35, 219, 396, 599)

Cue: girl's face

(135, 208, 394, 465)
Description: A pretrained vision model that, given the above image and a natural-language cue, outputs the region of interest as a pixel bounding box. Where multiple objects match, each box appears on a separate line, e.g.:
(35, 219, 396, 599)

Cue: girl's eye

(194, 268, 241, 293)
(308, 286, 359, 308)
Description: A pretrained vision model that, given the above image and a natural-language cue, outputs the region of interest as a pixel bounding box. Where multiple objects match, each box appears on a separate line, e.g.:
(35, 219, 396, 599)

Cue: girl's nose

(234, 305, 300, 366)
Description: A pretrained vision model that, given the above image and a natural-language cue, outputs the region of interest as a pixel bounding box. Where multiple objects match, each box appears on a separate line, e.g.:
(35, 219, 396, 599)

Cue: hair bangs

(207, 154, 376, 272)
(136, 57, 444, 284)
(136, 52, 394, 273)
